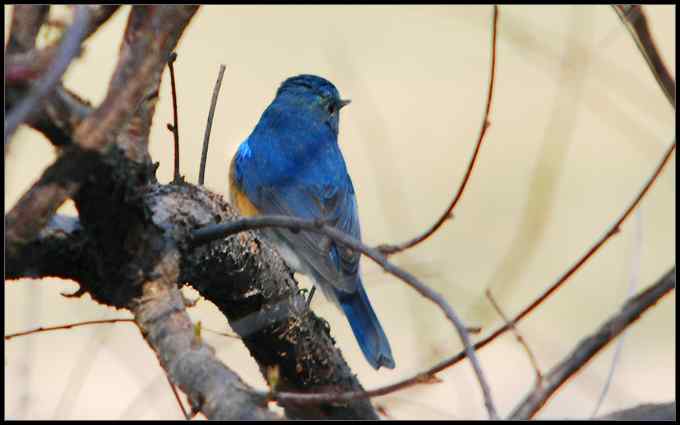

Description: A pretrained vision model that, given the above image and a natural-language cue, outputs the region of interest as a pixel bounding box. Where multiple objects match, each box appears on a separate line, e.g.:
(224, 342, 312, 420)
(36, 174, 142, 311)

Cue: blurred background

(4, 5, 675, 420)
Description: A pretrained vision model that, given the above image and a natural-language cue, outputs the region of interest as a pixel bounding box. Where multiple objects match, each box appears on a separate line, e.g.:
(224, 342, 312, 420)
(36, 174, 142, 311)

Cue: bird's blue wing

(255, 178, 361, 293)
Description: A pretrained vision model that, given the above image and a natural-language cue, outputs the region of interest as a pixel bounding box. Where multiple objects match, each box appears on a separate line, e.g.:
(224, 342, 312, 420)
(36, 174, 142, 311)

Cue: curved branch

(198, 64, 227, 186)
(613, 5, 676, 108)
(5, 318, 134, 340)
(379, 5, 498, 255)
(509, 267, 676, 419)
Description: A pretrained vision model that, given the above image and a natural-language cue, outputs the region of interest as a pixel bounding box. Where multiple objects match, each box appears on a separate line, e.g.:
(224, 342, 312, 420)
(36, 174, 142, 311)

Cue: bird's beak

(338, 99, 351, 109)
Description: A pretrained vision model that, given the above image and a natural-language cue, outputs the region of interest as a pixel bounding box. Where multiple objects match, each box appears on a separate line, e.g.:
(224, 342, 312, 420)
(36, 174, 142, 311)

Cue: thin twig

(198, 64, 226, 186)
(509, 267, 676, 420)
(4, 317, 239, 341)
(486, 289, 542, 384)
(167, 52, 182, 184)
(379, 5, 498, 255)
(612, 5, 676, 108)
(5, 318, 134, 340)
(191, 215, 498, 419)
(5, 5, 91, 143)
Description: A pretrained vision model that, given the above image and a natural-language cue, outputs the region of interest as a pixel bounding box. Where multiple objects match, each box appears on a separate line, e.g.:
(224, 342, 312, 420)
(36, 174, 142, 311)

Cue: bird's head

(275, 74, 351, 134)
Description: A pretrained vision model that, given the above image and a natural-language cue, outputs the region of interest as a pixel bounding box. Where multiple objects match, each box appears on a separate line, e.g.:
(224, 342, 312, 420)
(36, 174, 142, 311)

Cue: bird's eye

(326, 100, 337, 115)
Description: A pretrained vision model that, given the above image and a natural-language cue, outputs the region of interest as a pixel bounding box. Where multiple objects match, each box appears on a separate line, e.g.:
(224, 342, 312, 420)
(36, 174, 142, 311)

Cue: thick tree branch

(74, 6, 198, 155)
(5, 214, 94, 282)
(130, 245, 281, 420)
(6, 181, 378, 419)
(509, 267, 676, 419)
(6, 5, 50, 54)
(7, 208, 281, 419)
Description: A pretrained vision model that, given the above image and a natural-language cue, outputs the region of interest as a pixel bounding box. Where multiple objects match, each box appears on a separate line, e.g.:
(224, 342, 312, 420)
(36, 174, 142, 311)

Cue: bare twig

(191, 215, 498, 419)
(198, 64, 226, 186)
(167, 52, 182, 183)
(5, 5, 91, 143)
(379, 5, 498, 255)
(5, 318, 134, 340)
(509, 267, 676, 419)
(612, 5, 676, 108)
(486, 289, 542, 384)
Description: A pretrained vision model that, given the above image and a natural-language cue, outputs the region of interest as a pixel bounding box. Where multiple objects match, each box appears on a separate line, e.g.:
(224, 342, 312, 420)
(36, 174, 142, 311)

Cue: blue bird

(229, 74, 395, 370)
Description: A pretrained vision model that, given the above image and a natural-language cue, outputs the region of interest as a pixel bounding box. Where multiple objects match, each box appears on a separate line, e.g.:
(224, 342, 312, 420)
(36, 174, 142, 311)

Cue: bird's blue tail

(338, 280, 395, 370)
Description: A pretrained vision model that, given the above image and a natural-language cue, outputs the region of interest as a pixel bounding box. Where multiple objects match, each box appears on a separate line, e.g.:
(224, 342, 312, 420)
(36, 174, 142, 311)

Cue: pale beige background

(5, 5, 675, 420)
